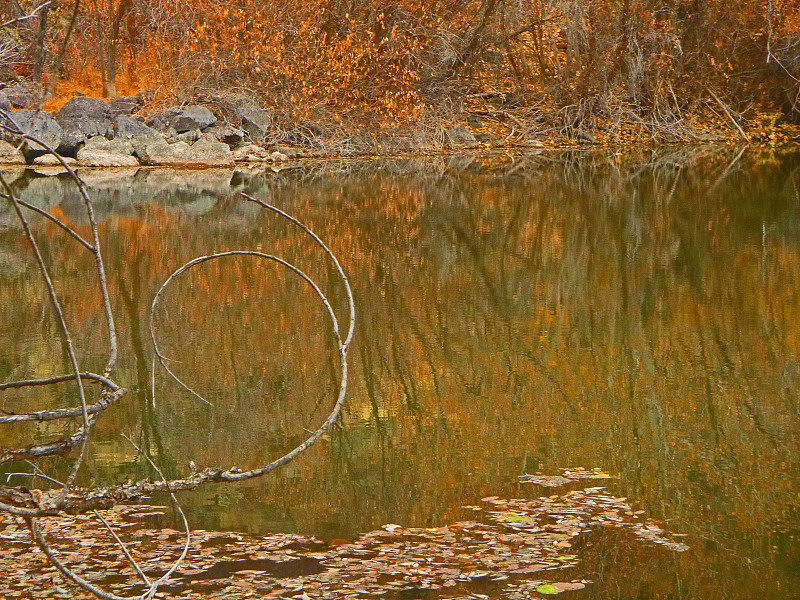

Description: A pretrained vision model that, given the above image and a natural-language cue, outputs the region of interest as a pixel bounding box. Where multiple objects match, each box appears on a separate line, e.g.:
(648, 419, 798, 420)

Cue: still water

(1, 147, 799, 598)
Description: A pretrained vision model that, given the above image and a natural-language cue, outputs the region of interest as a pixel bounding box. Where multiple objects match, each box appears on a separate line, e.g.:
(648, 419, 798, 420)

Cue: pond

(1, 147, 799, 599)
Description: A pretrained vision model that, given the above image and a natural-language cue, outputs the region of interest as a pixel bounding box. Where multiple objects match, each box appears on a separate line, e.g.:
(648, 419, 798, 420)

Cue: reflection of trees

(2, 149, 799, 598)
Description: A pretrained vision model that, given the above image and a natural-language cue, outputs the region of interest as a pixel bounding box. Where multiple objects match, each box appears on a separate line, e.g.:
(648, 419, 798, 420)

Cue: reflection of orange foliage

(4, 155, 799, 600)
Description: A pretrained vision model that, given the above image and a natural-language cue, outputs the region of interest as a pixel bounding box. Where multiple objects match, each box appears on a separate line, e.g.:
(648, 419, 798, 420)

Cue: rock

(232, 144, 271, 162)
(272, 145, 304, 159)
(79, 136, 135, 156)
(219, 95, 272, 144)
(136, 140, 187, 165)
(572, 130, 596, 144)
(203, 124, 245, 146)
(0, 140, 25, 164)
(172, 105, 217, 133)
(33, 154, 77, 166)
(270, 150, 288, 162)
(521, 138, 545, 148)
(56, 97, 112, 154)
(169, 129, 202, 144)
(137, 138, 234, 167)
(445, 124, 478, 149)
(0, 91, 10, 112)
(186, 137, 234, 167)
(77, 149, 140, 167)
(146, 107, 182, 132)
(112, 115, 163, 142)
(2, 109, 63, 156)
(467, 114, 483, 128)
(108, 96, 139, 117)
(237, 105, 271, 143)
(2, 84, 32, 108)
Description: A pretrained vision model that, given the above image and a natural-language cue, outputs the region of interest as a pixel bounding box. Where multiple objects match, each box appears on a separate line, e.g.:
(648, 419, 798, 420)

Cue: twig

(0, 1, 52, 30)
(707, 89, 749, 142)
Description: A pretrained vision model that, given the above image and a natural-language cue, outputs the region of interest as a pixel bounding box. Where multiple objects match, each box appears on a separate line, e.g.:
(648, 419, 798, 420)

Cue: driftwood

(0, 107, 354, 599)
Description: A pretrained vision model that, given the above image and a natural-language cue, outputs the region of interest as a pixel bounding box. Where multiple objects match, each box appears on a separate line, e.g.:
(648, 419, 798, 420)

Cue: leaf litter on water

(0, 474, 688, 599)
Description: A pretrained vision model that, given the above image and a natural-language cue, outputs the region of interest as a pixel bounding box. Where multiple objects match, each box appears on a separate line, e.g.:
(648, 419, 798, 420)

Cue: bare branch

(0, 1, 52, 30)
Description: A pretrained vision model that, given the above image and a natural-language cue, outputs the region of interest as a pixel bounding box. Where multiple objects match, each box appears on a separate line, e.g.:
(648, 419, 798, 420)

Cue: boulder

(168, 129, 202, 144)
(109, 95, 139, 118)
(33, 154, 77, 166)
(79, 136, 135, 156)
(270, 150, 288, 162)
(56, 97, 112, 154)
(77, 149, 140, 167)
(444, 124, 478, 149)
(219, 96, 271, 144)
(0, 91, 10, 112)
(2, 109, 63, 157)
(146, 107, 182, 132)
(236, 104, 271, 143)
(0, 140, 25, 164)
(232, 144, 271, 162)
(184, 137, 234, 166)
(172, 105, 216, 132)
(272, 145, 304, 159)
(137, 138, 234, 167)
(203, 124, 245, 146)
(112, 115, 163, 142)
(2, 84, 32, 108)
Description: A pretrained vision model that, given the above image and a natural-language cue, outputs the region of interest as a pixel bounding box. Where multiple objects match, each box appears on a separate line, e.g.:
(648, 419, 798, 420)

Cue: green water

(1, 147, 799, 598)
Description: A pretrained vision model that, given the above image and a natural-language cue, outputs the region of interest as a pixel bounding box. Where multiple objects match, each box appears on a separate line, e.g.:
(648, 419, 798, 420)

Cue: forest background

(1, 0, 800, 148)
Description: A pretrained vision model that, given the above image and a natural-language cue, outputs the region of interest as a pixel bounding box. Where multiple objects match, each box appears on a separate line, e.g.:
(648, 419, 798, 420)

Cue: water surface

(1, 147, 799, 598)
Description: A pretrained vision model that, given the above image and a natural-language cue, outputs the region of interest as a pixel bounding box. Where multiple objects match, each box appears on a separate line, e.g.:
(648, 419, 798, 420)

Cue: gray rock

(172, 105, 216, 133)
(185, 137, 234, 167)
(270, 151, 288, 162)
(80, 136, 135, 156)
(3, 109, 63, 156)
(217, 95, 272, 144)
(572, 130, 596, 144)
(33, 154, 76, 166)
(232, 144, 270, 162)
(136, 140, 187, 165)
(77, 149, 140, 167)
(236, 104, 271, 143)
(444, 124, 477, 149)
(109, 96, 138, 117)
(56, 97, 112, 153)
(467, 114, 483, 128)
(146, 107, 182, 132)
(272, 145, 304, 159)
(0, 140, 25, 163)
(137, 138, 234, 167)
(521, 138, 545, 148)
(168, 129, 202, 144)
(0, 91, 10, 112)
(204, 124, 245, 146)
(3, 84, 32, 108)
(112, 115, 163, 142)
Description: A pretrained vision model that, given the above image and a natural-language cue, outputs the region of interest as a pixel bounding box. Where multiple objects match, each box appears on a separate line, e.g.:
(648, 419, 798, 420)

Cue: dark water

(1, 147, 799, 598)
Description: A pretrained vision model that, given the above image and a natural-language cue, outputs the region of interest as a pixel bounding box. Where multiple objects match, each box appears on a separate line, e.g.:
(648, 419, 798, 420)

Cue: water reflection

(1, 147, 799, 598)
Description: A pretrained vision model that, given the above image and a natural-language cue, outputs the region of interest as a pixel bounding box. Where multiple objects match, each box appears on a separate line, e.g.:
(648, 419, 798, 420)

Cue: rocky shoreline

(0, 89, 504, 169)
(0, 86, 799, 170)
(0, 92, 316, 168)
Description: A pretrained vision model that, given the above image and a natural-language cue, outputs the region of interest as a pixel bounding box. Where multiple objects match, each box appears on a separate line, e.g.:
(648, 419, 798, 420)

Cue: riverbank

(1, 89, 799, 170)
